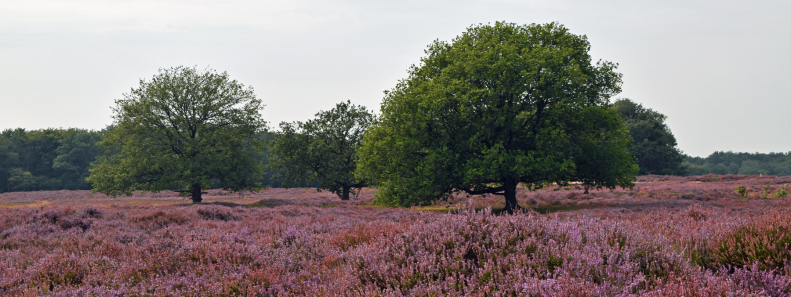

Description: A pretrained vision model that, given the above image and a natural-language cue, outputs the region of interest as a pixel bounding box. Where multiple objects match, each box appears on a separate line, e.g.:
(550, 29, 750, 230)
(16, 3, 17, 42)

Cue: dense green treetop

(0, 128, 102, 192)
(612, 98, 685, 175)
(87, 66, 267, 203)
(356, 22, 638, 211)
(271, 101, 374, 200)
(53, 129, 104, 189)
(0, 134, 17, 192)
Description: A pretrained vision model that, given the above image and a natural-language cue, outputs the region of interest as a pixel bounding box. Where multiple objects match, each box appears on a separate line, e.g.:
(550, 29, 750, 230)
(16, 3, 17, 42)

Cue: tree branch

(463, 186, 506, 196)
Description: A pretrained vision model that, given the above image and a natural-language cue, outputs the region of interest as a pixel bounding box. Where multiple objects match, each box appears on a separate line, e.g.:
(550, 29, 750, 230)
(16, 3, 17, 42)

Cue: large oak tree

(356, 22, 638, 212)
(88, 66, 267, 203)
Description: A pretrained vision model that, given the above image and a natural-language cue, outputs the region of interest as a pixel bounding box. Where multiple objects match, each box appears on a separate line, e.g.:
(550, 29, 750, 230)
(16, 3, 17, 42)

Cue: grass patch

(0, 200, 51, 208)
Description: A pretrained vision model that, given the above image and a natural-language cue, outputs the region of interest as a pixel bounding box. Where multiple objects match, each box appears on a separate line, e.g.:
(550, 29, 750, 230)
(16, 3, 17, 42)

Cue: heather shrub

(27, 207, 97, 232)
(350, 207, 690, 295)
(629, 205, 737, 272)
(713, 212, 791, 271)
(39, 208, 66, 224)
(3, 182, 791, 296)
(640, 272, 746, 297)
(565, 192, 592, 201)
(728, 263, 791, 296)
(56, 217, 93, 232)
(326, 221, 406, 251)
(131, 209, 192, 229)
(30, 252, 90, 290)
(76, 206, 103, 219)
(195, 205, 241, 221)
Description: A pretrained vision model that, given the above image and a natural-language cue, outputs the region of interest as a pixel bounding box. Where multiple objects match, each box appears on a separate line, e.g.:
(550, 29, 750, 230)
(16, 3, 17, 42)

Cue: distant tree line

(684, 151, 791, 176)
(611, 98, 791, 177)
(0, 127, 316, 194)
(4, 125, 787, 195)
(0, 128, 103, 192)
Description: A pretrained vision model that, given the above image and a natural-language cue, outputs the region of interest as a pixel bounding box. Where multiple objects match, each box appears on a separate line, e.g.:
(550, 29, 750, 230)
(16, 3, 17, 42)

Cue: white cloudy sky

(0, 0, 789, 157)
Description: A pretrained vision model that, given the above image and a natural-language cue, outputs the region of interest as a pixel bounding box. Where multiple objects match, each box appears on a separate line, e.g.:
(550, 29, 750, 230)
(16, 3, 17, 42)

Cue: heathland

(3, 22, 791, 296)
(2, 174, 790, 295)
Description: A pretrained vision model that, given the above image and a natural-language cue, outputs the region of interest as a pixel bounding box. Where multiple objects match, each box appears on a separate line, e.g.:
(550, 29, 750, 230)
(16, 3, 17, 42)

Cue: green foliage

(713, 216, 791, 271)
(356, 22, 637, 210)
(87, 66, 267, 203)
(735, 185, 748, 198)
(6, 168, 35, 191)
(271, 101, 374, 200)
(53, 129, 104, 189)
(760, 185, 770, 199)
(0, 128, 103, 192)
(0, 136, 18, 192)
(611, 99, 685, 175)
(254, 132, 319, 189)
(684, 151, 791, 176)
(775, 187, 789, 199)
(0, 128, 307, 193)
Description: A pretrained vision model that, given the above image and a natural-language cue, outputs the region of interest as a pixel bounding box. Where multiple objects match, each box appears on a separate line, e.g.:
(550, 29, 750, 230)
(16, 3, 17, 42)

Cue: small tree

(87, 66, 267, 203)
(271, 101, 374, 200)
(356, 22, 637, 212)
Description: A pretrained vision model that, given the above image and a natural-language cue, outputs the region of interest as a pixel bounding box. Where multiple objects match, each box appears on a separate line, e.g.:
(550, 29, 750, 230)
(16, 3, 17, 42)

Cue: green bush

(760, 185, 770, 199)
(775, 187, 789, 199)
(712, 214, 791, 271)
(735, 185, 748, 198)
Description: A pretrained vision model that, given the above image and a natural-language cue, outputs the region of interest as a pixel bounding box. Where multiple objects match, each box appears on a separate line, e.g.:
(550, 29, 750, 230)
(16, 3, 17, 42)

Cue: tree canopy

(271, 100, 374, 200)
(611, 98, 685, 175)
(0, 128, 103, 192)
(356, 22, 638, 212)
(87, 66, 267, 203)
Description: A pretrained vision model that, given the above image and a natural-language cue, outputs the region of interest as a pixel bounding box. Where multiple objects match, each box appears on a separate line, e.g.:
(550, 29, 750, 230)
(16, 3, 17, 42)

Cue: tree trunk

(503, 182, 521, 213)
(191, 183, 202, 204)
(341, 186, 350, 200)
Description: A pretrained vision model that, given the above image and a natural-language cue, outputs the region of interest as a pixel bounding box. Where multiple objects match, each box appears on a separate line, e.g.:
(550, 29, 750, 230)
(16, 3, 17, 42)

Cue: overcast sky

(1, 0, 789, 157)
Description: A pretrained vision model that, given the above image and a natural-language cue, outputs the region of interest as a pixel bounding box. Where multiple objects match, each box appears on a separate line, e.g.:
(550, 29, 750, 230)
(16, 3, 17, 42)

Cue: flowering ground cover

(1, 175, 791, 296)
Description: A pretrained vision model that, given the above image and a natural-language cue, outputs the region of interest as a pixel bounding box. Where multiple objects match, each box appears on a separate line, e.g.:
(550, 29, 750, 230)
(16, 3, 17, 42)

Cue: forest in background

(0, 126, 789, 194)
(0, 128, 316, 193)
(684, 151, 791, 176)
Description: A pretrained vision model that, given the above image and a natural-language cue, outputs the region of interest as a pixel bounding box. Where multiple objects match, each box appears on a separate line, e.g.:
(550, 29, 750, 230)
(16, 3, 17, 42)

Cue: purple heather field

(2, 174, 791, 296)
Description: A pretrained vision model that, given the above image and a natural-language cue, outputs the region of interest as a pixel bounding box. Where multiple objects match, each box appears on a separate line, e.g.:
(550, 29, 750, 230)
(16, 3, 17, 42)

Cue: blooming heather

(0, 175, 790, 295)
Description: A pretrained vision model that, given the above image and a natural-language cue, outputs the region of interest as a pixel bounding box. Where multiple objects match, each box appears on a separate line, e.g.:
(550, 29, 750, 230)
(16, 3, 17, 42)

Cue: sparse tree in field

(356, 22, 638, 212)
(271, 101, 375, 200)
(612, 98, 685, 175)
(87, 66, 267, 203)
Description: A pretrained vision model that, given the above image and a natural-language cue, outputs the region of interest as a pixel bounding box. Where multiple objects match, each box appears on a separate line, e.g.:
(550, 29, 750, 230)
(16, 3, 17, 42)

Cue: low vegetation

(2, 175, 791, 295)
